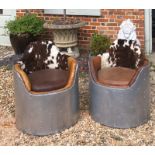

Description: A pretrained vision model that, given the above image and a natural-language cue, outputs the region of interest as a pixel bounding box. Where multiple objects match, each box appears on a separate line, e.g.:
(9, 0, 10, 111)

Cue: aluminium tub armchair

(88, 56, 150, 128)
(13, 57, 79, 135)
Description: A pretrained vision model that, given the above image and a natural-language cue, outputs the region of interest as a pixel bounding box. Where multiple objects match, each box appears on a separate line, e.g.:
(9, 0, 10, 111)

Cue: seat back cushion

(99, 39, 146, 69)
(109, 39, 143, 68)
(17, 40, 69, 74)
(98, 67, 137, 87)
(28, 69, 69, 92)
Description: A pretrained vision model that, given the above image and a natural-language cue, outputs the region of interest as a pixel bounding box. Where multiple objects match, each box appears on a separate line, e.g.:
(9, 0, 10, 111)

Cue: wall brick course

(16, 9, 145, 51)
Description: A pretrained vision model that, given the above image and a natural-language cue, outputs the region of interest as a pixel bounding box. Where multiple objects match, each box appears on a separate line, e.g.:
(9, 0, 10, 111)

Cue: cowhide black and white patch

(17, 40, 69, 74)
(99, 39, 145, 69)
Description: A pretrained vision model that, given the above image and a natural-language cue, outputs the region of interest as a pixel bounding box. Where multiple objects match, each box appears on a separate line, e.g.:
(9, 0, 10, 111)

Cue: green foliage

(5, 14, 44, 36)
(90, 33, 111, 56)
(79, 72, 87, 78)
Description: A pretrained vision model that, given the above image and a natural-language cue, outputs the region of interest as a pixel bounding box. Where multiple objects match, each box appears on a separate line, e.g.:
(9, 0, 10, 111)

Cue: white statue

(117, 19, 140, 45)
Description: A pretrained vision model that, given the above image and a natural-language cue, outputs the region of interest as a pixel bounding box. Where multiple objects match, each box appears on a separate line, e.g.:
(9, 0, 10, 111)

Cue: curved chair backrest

(14, 57, 78, 94)
(89, 56, 149, 88)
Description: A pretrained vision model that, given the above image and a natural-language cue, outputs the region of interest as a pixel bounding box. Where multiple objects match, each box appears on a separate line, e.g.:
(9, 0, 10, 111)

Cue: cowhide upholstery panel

(18, 41, 69, 74)
(99, 39, 145, 69)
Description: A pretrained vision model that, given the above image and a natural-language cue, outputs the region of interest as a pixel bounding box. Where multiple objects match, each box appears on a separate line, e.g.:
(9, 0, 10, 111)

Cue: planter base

(60, 46, 80, 58)
(53, 29, 78, 48)
(10, 34, 36, 55)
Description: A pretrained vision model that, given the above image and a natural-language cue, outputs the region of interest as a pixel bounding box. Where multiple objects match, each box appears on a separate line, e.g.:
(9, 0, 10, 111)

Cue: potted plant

(5, 14, 44, 54)
(43, 9, 86, 57)
(90, 33, 111, 56)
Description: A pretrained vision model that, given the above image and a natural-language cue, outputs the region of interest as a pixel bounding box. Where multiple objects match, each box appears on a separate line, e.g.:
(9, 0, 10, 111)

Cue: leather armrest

(89, 56, 101, 82)
(64, 57, 77, 89)
(14, 64, 31, 91)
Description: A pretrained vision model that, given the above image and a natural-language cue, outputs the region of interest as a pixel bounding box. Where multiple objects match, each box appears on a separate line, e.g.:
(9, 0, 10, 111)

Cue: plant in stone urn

(44, 9, 86, 58)
(5, 13, 44, 55)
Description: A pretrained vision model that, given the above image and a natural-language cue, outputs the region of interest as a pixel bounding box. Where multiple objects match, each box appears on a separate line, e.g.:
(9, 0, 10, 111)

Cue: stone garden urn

(44, 20, 86, 58)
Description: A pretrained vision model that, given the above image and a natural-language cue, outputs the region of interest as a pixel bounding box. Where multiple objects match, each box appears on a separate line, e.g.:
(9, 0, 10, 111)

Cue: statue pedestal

(60, 46, 80, 58)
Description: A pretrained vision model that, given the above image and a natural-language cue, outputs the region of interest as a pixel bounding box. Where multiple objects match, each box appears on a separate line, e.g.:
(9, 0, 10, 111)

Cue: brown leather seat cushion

(28, 69, 69, 92)
(98, 67, 137, 87)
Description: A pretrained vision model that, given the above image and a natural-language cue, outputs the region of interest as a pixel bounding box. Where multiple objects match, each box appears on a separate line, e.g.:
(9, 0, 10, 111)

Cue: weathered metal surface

(89, 61, 150, 128)
(14, 66, 79, 135)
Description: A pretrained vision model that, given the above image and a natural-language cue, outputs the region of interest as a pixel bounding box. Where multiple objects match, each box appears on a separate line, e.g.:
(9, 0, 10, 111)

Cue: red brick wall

(16, 9, 145, 51)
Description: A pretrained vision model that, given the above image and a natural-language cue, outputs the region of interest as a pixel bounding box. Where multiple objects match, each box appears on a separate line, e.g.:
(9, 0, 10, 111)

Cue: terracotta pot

(10, 33, 36, 55)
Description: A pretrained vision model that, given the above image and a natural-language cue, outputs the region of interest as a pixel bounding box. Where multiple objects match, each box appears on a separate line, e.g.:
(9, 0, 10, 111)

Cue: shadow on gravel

(0, 54, 23, 69)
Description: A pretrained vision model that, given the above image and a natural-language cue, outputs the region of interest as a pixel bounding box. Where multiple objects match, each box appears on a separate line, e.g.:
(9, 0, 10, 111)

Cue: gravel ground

(0, 46, 155, 146)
